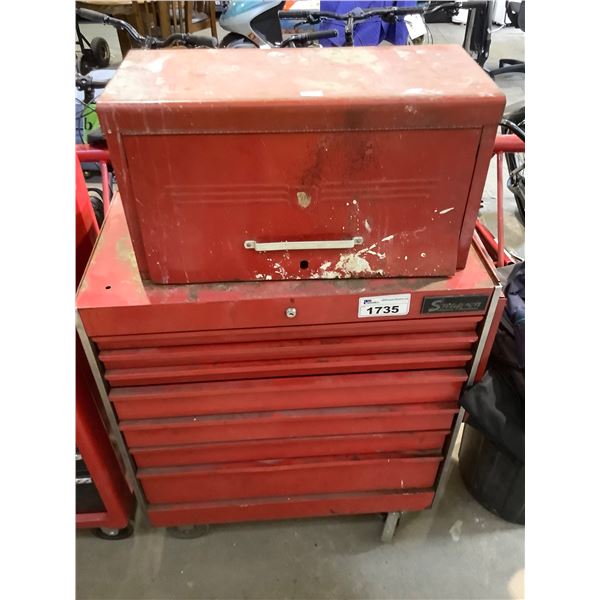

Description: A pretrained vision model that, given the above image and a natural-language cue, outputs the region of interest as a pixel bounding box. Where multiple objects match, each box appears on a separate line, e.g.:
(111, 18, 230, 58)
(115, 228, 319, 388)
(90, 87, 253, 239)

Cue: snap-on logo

(421, 295, 489, 314)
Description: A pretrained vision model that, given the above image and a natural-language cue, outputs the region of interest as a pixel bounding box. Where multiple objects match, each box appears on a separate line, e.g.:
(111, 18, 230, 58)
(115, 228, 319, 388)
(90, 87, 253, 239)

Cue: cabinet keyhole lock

(286, 307, 297, 318)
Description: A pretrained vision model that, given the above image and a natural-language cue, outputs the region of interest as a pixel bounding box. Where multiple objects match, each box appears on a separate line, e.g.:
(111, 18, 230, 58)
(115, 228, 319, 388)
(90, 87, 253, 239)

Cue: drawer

(111, 369, 467, 420)
(138, 454, 443, 504)
(94, 316, 483, 350)
(106, 351, 472, 387)
(147, 489, 436, 527)
(131, 431, 449, 468)
(120, 403, 458, 447)
(122, 129, 480, 284)
(100, 331, 477, 370)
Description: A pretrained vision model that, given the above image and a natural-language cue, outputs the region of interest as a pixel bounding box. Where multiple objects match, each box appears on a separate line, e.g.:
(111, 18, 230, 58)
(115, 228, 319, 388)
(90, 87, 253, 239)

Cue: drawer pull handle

(244, 237, 364, 252)
(75, 477, 92, 485)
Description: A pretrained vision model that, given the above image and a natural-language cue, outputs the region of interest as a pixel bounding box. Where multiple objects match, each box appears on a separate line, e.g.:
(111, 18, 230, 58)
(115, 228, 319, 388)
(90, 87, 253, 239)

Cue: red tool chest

(97, 45, 504, 284)
(76, 195, 504, 529)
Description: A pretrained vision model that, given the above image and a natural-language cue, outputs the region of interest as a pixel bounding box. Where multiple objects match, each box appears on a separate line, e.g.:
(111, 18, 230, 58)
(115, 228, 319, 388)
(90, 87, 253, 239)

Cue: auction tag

(358, 294, 411, 318)
(405, 14, 427, 40)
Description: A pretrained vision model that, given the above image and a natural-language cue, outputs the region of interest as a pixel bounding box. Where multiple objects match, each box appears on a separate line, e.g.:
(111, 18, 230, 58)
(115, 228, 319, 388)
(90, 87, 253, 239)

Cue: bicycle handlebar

(280, 29, 338, 47)
(280, 5, 424, 23)
(76, 7, 217, 49)
(76, 7, 108, 23)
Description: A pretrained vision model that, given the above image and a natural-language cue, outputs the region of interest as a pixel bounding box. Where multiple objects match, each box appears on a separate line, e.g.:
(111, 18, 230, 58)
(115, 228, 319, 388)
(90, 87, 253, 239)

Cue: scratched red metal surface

(106, 350, 473, 387)
(138, 454, 443, 504)
(98, 45, 504, 284)
(111, 369, 467, 420)
(119, 403, 458, 447)
(131, 431, 449, 468)
(94, 315, 483, 349)
(147, 490, 436, 527)
(77, 195, 498, 337)
(100, 331, 477, 370)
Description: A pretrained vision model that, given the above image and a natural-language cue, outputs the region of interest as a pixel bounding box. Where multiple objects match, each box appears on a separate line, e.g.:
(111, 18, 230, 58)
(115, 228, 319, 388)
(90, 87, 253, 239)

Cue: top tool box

(97, 45, 504, 284)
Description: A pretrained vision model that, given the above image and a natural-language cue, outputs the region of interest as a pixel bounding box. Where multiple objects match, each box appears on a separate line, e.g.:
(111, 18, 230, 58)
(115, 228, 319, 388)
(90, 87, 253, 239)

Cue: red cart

(76, 148, 135, 539)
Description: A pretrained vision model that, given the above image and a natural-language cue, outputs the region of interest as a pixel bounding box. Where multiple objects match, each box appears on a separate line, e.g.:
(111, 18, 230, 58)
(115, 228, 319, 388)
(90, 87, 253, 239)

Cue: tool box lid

(98, 45, 505, 134)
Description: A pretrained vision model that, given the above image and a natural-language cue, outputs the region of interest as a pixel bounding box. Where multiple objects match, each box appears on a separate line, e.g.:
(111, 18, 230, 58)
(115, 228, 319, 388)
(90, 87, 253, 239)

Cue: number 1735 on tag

(358, 294, 411, 318)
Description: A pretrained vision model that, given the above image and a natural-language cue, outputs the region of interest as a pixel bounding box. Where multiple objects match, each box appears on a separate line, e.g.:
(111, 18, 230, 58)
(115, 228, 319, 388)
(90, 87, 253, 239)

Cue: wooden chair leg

(209, 3, 217, 38)
(158, 1, 171, 38)
(116, 27, 132, 58)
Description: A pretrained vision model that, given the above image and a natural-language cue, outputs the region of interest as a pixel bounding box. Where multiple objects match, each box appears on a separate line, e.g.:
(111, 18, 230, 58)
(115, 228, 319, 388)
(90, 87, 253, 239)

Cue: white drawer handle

(244, 237, 363, 252)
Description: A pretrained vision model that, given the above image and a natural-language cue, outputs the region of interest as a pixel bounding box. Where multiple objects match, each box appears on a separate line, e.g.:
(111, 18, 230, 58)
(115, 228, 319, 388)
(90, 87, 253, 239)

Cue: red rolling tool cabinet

(76, 151, 134, 538)
(77, 44, 507, 540)
(76, 194, 504, 540)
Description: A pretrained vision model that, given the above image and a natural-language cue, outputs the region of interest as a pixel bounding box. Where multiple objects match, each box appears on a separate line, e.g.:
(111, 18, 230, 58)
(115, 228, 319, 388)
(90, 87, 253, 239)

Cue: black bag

(460, 262, 525, 462)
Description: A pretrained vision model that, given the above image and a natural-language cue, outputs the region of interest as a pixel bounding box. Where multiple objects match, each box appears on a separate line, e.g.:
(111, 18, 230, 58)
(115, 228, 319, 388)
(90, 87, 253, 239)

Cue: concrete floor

(77, 436, 524, 600)
(76, 18, 525, 600)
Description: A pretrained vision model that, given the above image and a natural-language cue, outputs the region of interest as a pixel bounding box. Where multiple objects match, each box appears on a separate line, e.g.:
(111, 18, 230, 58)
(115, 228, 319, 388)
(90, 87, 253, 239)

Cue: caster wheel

(79, 54, 95, 75)
(91, 37, 111, 68)
(167, 524, 210, 539)
(380, 512, 402, 543)
(88, 188, 104, 227)
(92, 523, 133, 540)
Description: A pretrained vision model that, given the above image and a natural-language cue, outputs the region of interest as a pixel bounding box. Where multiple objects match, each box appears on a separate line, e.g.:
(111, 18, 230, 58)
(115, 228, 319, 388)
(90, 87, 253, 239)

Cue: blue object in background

(318, 1, 417, 46)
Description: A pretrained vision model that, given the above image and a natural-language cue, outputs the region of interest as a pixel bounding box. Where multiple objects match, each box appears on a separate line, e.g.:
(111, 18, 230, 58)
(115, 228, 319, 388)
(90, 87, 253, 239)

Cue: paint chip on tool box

(97, 45, 505, 284)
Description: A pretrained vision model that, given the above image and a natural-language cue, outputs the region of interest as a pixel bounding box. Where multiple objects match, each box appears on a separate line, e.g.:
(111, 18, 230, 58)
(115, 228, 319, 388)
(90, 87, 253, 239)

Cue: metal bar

(244, 237, 364, 252)
(381, 511, 401, 543)
(99, 161, 111, 216)
(493, 133, 524, 153)
(76, 312, 149, 519)
(76, 511, 110, 527)
(471, 229, 502, 285)
(475, 220, 514, 267)
(432, 284, 502, 506)
(467, 285, 502, 387)
(76, 145, 111, 163)
(496, 152, 505, 267)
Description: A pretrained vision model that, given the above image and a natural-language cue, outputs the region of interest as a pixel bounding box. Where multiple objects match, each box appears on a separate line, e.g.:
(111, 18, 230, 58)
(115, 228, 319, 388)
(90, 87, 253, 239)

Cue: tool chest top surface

(99, 45, 503, 131)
